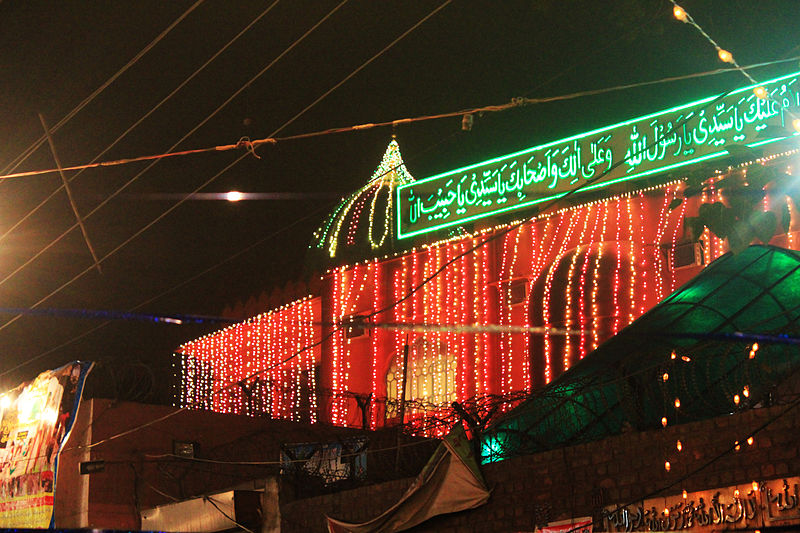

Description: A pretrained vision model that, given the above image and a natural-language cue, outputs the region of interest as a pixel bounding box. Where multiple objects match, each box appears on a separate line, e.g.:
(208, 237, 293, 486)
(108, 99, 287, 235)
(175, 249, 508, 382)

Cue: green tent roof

(482, 245, 800, 463)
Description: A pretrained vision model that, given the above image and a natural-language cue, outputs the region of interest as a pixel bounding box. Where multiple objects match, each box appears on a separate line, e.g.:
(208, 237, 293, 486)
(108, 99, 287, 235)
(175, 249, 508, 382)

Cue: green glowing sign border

(397, 71, 800, 240)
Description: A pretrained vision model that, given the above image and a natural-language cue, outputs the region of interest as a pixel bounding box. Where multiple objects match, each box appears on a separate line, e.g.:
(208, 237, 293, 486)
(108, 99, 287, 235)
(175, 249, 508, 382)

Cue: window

(385, 338, 457, 419)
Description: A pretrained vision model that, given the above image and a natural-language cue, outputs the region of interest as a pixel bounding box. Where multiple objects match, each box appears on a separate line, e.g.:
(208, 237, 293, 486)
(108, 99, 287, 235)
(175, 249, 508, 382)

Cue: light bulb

(747, 436, 754, 445)
(674, 398, 681, 408)
(734, 489, 740, 498)
(682, 489, 688, 499)
(665, 460, 671, 472)
(226, 191, 244, 202)
(743, 386, 750, 398)
(717, 48, 734, 64)
(735, 440, 741, 451)
(752, 481, 759, 492)
(673, 5, 688, 22)
(662, 372, 669, 382)
(662, 416, 668, 427)
(734, 394, 740, 405)
(753, 86, 768, 99)
(676, 440, 683, 451)
(671, 351, 677, 360)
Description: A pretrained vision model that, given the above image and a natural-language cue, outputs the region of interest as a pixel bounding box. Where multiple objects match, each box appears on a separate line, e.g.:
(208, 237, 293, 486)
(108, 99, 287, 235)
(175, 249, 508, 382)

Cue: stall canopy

(482, 245, 800, 463)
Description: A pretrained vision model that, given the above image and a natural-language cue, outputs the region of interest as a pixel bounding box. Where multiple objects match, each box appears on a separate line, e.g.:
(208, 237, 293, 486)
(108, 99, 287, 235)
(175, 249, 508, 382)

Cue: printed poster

(0, 361, 93, 528)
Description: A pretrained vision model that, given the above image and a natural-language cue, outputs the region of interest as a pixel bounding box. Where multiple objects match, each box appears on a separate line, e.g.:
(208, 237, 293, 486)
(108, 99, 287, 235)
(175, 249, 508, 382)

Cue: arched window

(385, 338, 457, 419)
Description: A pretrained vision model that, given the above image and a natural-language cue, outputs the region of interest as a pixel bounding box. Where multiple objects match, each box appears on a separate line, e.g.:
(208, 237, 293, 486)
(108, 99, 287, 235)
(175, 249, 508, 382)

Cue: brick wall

(280, 402, 800, 532)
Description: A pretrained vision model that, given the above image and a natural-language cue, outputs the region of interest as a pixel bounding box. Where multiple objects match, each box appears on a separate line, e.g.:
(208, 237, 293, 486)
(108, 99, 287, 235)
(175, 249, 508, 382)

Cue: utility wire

(0, 0, 281, 248)
(0, 0, 205, 177)
(18, 3, 454, 444)
(1, 55, 797, 183)
(0, 0, 351, 334)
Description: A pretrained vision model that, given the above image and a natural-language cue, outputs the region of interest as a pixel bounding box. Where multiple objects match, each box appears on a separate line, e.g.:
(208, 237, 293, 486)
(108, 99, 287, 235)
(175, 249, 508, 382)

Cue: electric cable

(0, 0, 281, 248)
(0, 0, 205, 177)
(0, 0, 352, 335)
(1, 55, 797, 182)
(0, 0, 454, 384)
(0, 0, 347, 301)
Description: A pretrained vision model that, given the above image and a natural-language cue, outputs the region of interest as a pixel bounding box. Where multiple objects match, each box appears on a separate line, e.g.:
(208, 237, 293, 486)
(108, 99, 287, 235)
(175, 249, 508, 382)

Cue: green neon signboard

(397, 71, 800, 239)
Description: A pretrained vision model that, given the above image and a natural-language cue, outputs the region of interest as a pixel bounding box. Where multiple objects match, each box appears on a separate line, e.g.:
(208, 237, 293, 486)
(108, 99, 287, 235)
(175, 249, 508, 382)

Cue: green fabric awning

(482, 245, 800, 463)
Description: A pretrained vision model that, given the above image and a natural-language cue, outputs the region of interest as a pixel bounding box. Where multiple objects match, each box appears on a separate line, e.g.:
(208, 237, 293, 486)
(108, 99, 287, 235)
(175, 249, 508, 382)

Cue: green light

(398, 70, 800, 239)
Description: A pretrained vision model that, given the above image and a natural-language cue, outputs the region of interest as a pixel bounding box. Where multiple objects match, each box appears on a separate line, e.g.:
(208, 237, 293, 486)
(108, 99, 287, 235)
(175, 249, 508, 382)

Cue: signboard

(602, 477, 800, 531)
(397, 71, 800, 239)
(0, 361, 93, 528)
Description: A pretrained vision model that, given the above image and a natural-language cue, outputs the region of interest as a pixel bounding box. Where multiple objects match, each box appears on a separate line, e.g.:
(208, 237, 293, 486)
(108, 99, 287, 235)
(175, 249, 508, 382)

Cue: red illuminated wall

(178, 180, 798, 433)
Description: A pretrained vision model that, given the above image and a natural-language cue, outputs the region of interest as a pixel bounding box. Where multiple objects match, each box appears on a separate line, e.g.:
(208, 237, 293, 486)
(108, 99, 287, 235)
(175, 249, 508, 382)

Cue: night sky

(0, 0, 798, 401)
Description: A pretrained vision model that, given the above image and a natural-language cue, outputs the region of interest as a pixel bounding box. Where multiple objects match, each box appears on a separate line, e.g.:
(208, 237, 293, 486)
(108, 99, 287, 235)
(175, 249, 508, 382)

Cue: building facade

(176, 70, 800, 437)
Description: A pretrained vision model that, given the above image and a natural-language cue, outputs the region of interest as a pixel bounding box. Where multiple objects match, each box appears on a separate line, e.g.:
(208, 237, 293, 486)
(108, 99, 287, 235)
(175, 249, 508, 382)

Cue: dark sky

(0, 0, 798, 400)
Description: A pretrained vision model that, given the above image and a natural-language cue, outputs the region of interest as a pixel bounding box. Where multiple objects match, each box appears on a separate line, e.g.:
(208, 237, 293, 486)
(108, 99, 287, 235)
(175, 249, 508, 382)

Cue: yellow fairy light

(682, 489, 688, 499)
(674, 398, 681, 408)
(735, 440, 741, 451)
(717, 48, 734, 64)
(665, 460, 671, 472)
(747, 436, 754, 445)
(749, 343, 759, 359)
(753, 86, 768, 99)
(671, 351, 677, 360)
(734, 489, 740, 498)
(663, 507, 670, 515)
(743, 385, 750, 398)
(673, 5, 688, 22)
(734, 394, 740, 405)
(662, 416, 668, 427)
(681, 355, 691, 362)
(752, 481, 759, 491)
(676, 440, 683, 451)
(662, 372, 669, 382)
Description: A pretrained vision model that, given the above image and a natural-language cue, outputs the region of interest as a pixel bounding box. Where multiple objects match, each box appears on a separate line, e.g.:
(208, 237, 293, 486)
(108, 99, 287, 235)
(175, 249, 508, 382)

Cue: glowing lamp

(682, 489, 688, 499)
(665, 460, 671, 472)
(717, 48, 734, 64)
(753, 86, 768, 99)
(734, 489, 740, 498)
(747, 436, 754, 445)
(734, 394, 740, 405)
(673, 5, 688, 22)
(674, 398, 681, 408)
(676, 440, 682, 451)
(662, 372, 669, 382)
(226, 191, 244, 202)
(752, 481, 759, 491)
(661, 416, 668, 427)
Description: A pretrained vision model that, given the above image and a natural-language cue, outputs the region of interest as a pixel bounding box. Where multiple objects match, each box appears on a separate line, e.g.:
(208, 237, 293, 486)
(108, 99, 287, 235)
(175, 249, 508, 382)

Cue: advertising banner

(0, 361, 93, 528)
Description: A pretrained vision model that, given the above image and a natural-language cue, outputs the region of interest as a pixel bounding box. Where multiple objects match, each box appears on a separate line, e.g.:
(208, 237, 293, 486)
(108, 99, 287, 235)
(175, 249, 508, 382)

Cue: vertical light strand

(578, 202, 600, 360)
(542, 208, 580, 383)
(563, 206, 592, 372)
(370, 258, 381, 429)
(590, 200, 610, 350)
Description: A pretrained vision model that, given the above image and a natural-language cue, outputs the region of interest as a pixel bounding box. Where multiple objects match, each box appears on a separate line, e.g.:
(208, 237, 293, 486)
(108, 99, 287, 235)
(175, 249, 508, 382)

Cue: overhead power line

(0, 56, 796, 183)
(0, 0, 205, 178)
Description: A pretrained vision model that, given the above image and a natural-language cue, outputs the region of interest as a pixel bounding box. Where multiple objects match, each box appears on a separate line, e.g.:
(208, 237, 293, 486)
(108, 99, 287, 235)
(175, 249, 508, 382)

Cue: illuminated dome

(309, 140, 414, 269)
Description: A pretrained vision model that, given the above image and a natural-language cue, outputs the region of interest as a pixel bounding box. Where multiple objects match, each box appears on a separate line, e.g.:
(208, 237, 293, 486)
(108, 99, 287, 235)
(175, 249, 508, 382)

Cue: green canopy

(481, 245, 800, 463)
